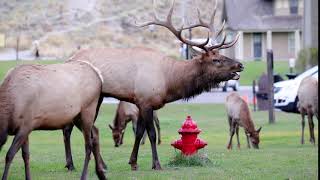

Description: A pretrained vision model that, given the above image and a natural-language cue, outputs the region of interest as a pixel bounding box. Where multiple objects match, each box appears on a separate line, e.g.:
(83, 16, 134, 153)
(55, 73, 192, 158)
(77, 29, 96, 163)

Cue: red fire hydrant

(171, 116, 207, 156)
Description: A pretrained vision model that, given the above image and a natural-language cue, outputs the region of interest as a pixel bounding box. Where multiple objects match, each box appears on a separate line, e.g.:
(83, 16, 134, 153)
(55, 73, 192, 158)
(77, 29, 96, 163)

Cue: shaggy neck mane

(166, 57, 220, 102)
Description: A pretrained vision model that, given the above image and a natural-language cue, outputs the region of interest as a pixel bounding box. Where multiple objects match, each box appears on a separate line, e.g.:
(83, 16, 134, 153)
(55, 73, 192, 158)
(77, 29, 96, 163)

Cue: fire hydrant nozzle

(171, 116, 207, 156)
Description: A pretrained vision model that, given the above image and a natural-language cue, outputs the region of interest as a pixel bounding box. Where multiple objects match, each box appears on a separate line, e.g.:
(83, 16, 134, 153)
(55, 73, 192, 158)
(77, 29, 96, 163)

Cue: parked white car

(274, 66, 318, 113)
(220, 80, 239, 92)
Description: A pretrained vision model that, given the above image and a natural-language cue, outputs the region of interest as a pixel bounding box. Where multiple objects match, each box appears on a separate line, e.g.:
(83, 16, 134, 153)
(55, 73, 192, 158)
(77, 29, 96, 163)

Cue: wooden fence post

(252, 80, 256, 112)
(267, 50, 275, 123)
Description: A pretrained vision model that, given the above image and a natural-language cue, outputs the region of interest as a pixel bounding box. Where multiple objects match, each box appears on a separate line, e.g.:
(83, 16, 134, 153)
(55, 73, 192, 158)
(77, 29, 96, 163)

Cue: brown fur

(297, 76, 318, 145)
(225, 92, 262, 149)
(108, 101, 161, 147)
(0, 62, 106, 180)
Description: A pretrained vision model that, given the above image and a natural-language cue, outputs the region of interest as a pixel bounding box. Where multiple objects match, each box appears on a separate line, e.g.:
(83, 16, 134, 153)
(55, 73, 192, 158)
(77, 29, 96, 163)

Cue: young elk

(108, 101, 161, 147)
(225, 92, 262, 149)
(0, 61, 106, 180)
(67, 0, 243, 170)
(297, 76, 318, 145)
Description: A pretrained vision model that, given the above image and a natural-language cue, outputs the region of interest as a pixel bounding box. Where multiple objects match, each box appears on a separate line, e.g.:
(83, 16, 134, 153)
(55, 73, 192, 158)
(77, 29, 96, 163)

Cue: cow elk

(0, 62, 106, 180)
(225, 92, 262, 149)
(67, 0, 243, 170)
(297, 76, 318, 145)
(108, 101, 161, 147)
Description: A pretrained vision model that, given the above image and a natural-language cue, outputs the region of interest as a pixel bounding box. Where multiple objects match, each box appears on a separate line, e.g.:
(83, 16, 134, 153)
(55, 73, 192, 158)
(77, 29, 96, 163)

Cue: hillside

(0, 0, 223, 59)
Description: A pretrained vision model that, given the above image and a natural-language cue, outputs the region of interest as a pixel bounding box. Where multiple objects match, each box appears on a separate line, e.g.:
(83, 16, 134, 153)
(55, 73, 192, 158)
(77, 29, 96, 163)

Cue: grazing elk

(0, 61, 107, 180)
(67, 0, 243, 170)
(225, 92, 262, 149)
(297, 76, 318, 145)
(108, 101, 161, 147)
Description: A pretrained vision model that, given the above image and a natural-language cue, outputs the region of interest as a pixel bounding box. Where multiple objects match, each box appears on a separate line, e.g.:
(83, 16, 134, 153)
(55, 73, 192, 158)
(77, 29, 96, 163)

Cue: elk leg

(153, 112, 161, 145)
(301, 110, 306, 144)
(74, 122, 107, 174)
(145, 108, 161, 170)
(140, 131, 147, 145)
(307, 110, 315, 145)
(129, 110, 147, 171)
(92, 94, 107, 170)
(235, 124, 240, 149)
(227, 119, 236, 150)
(80, 107, 106, 180)
(21, 137, 30, 180)
(91, 126, 108, 176)
(62, 124, 75, 171)
(2, 130, 29, 180)
(246, 133, 251, 148)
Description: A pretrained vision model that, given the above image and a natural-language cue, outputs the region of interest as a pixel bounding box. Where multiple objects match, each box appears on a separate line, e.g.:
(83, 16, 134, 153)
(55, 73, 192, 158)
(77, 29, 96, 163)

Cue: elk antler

(182, 0, 239, 51)
(136, 0, 210, 52)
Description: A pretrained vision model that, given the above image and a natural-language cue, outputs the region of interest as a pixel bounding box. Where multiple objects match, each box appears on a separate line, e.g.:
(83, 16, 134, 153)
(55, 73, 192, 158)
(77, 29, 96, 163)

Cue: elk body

(225, 92, 262, 149)
(0, 61, 106, 180)
(67, 0, 243, 170)
(297, 76, 318, 145)
(108, 101, 161, 147)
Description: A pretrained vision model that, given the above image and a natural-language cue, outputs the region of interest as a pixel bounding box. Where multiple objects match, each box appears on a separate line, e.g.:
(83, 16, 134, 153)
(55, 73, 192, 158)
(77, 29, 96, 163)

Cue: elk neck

(240, 103, 256, 134)
(165, 57, 219, 102)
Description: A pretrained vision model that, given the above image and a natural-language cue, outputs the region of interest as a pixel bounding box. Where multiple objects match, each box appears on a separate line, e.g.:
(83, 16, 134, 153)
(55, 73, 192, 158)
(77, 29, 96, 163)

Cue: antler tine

(137, 0, 210, 52)
(208, 32, 227, 50)
(218, 33, 240, 49)
(210, 20, 225, 45)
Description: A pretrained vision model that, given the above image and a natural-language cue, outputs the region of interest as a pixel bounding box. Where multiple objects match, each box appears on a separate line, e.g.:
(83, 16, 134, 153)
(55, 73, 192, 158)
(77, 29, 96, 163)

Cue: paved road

(103, 86, 255, 104)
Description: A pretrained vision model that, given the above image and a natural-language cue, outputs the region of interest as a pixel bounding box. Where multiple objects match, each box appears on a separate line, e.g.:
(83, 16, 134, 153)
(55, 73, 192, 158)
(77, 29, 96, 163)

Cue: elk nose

(238, 63, 244, 71)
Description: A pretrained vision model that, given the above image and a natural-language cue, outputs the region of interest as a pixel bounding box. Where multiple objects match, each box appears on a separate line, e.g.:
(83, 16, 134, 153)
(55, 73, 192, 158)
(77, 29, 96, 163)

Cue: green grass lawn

(240, 61, 290, 85)
(0, 104, 318, 180)
(0, 60, 290, 86)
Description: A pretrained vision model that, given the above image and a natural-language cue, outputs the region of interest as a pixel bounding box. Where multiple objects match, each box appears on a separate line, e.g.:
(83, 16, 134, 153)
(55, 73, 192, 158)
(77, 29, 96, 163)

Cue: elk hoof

(65, 164, 75, 171)
(227, 145, 232, 150)
(130, 163, 138, 171)
(237, 145, 241, 149)
(152, 161, 162, 170)
(158, 140, 162, 145)
(310, 138, 315, 145)
(301, 139, 305, 144)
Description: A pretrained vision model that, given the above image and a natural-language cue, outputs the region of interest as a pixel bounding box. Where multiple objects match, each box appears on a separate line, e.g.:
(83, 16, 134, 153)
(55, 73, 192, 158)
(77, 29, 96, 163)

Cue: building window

(253, 33, 262, 60)
(289, 0, 298, 14)
(288, 32, 295, 53)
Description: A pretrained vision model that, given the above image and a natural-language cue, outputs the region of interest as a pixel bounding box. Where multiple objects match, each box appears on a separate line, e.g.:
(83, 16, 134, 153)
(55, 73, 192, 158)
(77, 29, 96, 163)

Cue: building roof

(222, 0, 302, 32)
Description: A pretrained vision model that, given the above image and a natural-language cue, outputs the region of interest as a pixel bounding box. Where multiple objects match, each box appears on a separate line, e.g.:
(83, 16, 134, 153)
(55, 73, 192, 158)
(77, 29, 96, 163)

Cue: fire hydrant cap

(178, 116, 201, 133)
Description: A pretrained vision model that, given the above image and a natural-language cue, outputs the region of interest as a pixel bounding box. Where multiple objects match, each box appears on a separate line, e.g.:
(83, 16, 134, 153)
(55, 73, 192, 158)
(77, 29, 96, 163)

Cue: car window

(295, 66, 318, 81)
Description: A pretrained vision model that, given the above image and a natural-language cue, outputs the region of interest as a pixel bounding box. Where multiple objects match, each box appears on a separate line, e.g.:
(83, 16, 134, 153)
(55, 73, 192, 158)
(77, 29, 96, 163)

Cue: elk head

(247, 127, 262, 149)
(136, 0, 243, 83)
(108, 124, 125, 147)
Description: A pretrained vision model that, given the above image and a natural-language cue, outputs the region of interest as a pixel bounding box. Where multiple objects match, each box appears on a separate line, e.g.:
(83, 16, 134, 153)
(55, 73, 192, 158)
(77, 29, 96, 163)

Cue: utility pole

(267, 50, 275, 124)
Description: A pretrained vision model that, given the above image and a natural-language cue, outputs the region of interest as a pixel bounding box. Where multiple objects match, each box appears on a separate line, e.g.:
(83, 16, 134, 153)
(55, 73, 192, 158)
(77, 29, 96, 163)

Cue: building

(222, 0, 303, 61)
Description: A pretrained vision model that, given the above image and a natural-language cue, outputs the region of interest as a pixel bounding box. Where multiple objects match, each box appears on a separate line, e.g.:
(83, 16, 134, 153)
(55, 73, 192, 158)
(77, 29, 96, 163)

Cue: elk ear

(256, 127, 262, 133)
(108, 124, 114, 130)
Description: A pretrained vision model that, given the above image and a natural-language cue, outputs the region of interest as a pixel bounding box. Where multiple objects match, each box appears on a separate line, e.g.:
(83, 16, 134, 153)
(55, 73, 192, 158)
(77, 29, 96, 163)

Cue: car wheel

(233, 82, 239, 91)
(222, 86, 227, 92)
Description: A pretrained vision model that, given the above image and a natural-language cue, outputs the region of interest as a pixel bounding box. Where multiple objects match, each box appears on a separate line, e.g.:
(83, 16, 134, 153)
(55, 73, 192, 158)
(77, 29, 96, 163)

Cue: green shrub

(167, 151, 213, 167)
(296, 48, 318, 73)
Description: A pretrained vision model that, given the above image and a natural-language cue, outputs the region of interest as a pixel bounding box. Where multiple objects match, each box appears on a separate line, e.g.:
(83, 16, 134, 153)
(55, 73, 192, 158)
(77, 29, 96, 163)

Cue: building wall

(240, 31, 302, 61)
(272, 32, 292, 60)
(243, 33, 252, 60)
(274, 0, 303, 16)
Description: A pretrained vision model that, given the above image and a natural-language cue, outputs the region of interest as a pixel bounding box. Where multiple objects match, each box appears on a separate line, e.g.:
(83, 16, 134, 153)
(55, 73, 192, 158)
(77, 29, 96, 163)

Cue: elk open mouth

(231, 72, 240, 80)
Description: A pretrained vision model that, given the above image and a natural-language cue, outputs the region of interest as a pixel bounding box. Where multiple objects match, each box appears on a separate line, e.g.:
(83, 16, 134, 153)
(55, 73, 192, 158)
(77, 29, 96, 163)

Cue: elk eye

(213, 59, 221, 64)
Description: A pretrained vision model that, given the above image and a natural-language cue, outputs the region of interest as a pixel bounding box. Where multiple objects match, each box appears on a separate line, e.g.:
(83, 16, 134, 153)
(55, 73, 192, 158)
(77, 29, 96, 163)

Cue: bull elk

(297, 76, 318, 145)
(0, 62, 107, 180)
(108, 101, 161, 147)
(225, 92, 262, 149)
(67, 0, 243, 170)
